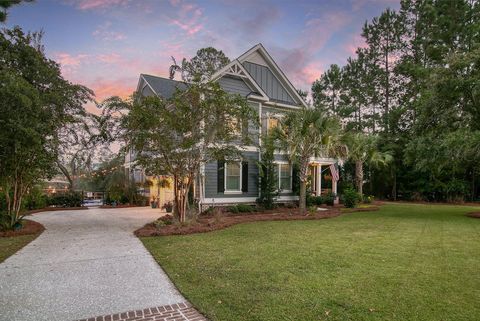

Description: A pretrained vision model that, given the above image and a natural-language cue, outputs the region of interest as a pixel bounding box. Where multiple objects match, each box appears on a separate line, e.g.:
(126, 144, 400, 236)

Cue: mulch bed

(342, 205, 380, 213)
(386, 200, 480, 206)
(135, 205, 377, 237)
(0, 219, 45, 237)
(466, 212, 480, 219)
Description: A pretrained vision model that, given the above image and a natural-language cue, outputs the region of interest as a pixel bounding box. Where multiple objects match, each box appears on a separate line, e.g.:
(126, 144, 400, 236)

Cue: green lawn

(0, 234, 39, 263)
(141, 204, 480, 321)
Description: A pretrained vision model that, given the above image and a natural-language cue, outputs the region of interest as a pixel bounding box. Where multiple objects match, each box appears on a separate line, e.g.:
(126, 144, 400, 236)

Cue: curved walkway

(0, 207, 205, 321)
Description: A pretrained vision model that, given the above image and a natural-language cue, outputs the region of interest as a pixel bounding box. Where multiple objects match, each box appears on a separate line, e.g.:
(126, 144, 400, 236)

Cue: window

(225, 162, 241, 191)
(279, 164, 292, 191)
(268, 117, 279, 133)
(227, 116, 241, 136)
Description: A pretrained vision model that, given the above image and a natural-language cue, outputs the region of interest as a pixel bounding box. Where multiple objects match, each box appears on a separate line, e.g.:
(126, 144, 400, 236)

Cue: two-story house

(126, 44, 338, 208)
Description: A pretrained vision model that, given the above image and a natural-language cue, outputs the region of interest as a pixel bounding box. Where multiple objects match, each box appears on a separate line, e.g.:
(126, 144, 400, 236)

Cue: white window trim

(274, 161, 293, 193)
(224, 161, 242, 194)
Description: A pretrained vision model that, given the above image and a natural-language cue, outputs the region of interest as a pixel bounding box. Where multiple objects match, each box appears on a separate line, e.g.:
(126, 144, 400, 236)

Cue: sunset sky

(6, 0, 399, 108)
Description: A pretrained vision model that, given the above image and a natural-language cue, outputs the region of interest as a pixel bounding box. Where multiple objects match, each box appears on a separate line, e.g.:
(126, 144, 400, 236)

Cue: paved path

(0, 207, 204, 321)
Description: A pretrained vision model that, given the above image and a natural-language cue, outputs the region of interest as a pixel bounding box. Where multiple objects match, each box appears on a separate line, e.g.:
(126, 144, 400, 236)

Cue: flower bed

(466, 212, 480, 218)
(136, 205, 380, 237)
(0, 219, 45, 237)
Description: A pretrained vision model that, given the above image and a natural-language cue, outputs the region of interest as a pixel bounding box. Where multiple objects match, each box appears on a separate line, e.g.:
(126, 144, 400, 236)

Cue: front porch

(307, 162, 338, 196)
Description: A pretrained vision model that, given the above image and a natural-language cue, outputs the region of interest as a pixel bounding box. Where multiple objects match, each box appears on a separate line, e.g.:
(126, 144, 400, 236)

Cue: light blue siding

(243, 61, 296, 105)
(141, 85, 156, 97)
(218, 76, 253, 97)
(204, 151, 259, 199)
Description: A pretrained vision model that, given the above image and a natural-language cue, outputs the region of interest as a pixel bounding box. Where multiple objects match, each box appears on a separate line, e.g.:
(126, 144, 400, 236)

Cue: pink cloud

(230, 4, 281, 37)
(97, 53, 123, 64)
(351, 0, 399, 11)
(300, 62, 324, 86)
(75, 0, 129, 10)
(55, 53, 89, 67)
(54, 52, 91, 78)
(272, 11, 350, 91)
(92, 21, 126, 41)
(91, 77, 135, 100)
(344, 34, 367, 56)
(166, 1, 204, 36)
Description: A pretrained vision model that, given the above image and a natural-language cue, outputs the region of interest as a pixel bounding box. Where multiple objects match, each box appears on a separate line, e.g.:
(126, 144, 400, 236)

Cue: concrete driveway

(0, 207, 189, 321)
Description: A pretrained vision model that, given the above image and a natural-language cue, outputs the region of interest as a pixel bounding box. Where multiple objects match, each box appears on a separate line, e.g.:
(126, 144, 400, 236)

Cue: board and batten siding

(204, 151, 259, 199)
(217, 75, 253, 97)
(141, 83, 156, 97)
(243, 61, 296, 105)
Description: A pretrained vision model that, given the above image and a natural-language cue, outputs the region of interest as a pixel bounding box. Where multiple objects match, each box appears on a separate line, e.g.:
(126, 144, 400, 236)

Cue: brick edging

(75, 302, 207, 321)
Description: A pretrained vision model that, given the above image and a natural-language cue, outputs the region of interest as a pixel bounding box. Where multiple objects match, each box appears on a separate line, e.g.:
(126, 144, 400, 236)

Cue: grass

(0, 234, 39, 263)
(141, 203, 480, 321)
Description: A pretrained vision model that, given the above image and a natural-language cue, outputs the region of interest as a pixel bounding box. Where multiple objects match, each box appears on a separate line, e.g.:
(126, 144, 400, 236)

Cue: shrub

(363, 195, 374, 204)
(306, 194, 316, 207)
(23, 186, 47, 210)
(154, 219, 166, 228)
(120, 194, 129, 204)
(227, 204, 255, 213)
(236, 204, 254, 213)
(0, 212, 11, 231)
(162, 201, 173, 212)
(256, 133, 278, 210)
(158, 214, 174, 223)
(47, 191, 82, 207)
(308, 205, 317, 215)
(324, 191, 336, 206)
(227, 205, 239, 213)
(283, 202, 296, 209)
(213, 207, 223, 223)
(342, 188, 359, 208)
(313, 196, 324, 206)
(201, 206, 215, 216)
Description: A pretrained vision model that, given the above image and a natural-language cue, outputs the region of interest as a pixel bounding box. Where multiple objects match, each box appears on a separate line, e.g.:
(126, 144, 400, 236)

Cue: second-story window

(267, 117, 279, 133)
(226, 116, 241, 137)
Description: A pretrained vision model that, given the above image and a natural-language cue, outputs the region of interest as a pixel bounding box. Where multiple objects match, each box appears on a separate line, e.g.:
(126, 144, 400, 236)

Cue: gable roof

(237, 43, 308, 108)
(243, 61, 296, 105)
(210, 60, 269, 101)
(138, 44, 307, 107)
(139, 74, 188, 99)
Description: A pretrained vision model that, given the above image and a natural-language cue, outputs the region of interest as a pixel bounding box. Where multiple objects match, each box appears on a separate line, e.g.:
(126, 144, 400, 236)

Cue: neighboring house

(125, 43, 338, 207)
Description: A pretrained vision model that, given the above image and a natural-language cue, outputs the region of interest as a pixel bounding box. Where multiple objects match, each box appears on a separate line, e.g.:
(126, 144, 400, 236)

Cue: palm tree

(276, 107, 346, 213)
(344, 132, 392, 197)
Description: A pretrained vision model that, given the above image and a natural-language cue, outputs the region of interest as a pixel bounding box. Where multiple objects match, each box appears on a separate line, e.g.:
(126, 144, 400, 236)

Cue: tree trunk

(391, 168, 397, 201)
(299, 181, 307, 214)
(57, 161, 74, 190)
(173, 174, 180, 219)
(355, 160, 364, 197)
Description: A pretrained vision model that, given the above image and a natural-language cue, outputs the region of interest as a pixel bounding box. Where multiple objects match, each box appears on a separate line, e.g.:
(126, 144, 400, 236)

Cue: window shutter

(292, 164, 300, 194)
(217, 161, 225, 193)
(242, 161, 248, 192)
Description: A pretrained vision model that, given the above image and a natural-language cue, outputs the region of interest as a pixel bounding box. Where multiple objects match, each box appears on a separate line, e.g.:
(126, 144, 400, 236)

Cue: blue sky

(6, 0, 399, 106)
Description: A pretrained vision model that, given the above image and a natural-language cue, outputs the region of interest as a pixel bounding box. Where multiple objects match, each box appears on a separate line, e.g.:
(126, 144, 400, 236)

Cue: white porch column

(316, 165, 322, 196)
(333, 170, 339, 204)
